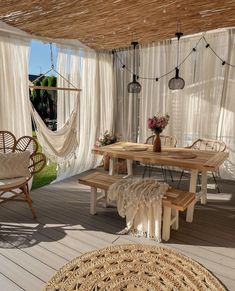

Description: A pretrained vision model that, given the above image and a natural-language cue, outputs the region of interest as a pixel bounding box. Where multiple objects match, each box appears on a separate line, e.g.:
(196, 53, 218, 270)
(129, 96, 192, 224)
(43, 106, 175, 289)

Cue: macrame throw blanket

(108, 178, 169, 242)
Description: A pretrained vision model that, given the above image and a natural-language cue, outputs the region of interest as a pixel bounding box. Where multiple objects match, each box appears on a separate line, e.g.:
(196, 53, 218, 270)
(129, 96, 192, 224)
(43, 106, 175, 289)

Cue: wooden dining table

(92, 141, 229, 222)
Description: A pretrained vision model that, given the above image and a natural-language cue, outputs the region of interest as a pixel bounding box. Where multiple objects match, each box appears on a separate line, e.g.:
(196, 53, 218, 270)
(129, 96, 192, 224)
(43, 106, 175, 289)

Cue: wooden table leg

(90, 187, 97, 215)
(109, 157, 117, 175)
(124, 159, 133, 178)
(162, 206, 172, 241)
(172, 209, 179, 230)
(201, 171, 207, 204)
(186, 169, 198, 223)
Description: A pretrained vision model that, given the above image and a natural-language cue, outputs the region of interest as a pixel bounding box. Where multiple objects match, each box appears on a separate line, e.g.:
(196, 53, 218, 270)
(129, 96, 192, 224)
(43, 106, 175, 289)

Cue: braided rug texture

(43, 244, 226, 291)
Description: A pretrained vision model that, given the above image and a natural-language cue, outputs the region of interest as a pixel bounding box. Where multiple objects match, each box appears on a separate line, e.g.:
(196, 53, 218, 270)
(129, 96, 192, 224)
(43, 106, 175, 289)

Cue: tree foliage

(30, 75, 57, 129)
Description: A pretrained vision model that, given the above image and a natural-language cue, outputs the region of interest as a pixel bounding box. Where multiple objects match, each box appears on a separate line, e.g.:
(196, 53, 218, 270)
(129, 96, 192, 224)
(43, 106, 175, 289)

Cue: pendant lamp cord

(134, 43, 135, 77)
(177, 36, 179, 68)
(175, 31, 183, 69)
(131, 41, 139, 80)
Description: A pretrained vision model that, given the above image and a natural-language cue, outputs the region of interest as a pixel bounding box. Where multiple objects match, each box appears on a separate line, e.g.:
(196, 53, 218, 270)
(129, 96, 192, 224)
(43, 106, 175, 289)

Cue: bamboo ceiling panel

(0, 0, 235, 50)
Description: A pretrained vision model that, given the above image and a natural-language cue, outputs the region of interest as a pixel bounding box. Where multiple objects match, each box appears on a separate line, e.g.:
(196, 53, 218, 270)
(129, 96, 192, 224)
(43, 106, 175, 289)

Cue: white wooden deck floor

(0, 168, 235, 291)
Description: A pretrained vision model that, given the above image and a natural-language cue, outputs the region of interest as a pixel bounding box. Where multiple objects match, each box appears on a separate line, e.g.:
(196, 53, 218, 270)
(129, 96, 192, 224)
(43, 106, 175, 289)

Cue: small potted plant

(95, 131, 127, 173)
(95, 130, 117, 170)
(147, 114, 170, 152)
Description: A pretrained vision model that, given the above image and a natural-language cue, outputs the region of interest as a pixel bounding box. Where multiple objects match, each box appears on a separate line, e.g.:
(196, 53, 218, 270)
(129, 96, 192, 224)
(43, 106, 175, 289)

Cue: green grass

(32, 162, 57, 190)
(32, 132, 57, 190)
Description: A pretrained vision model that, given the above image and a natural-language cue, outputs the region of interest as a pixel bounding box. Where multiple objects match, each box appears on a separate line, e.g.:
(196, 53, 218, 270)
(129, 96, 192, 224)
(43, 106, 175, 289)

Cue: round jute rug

(43, 244, 226, 291)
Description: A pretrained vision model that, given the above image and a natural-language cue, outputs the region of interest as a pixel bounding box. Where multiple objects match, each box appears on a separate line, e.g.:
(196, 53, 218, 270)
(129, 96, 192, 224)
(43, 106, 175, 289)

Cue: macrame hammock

(30, 44, 81, 168)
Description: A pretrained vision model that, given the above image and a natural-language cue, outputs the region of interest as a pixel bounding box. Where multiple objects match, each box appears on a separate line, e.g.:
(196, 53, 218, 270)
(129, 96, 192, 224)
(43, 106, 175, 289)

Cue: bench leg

(90, 187, 97, 215)
(102, 190, 108, 208)
(126, 159, 133, 177)
(162, 206, 172, 241)
(186, 200, 195, 223)
(186, 169, 198, 222)
(109, 158, 114, 175)
(172, 209, 179, 230)
(201, 171, 207, 204)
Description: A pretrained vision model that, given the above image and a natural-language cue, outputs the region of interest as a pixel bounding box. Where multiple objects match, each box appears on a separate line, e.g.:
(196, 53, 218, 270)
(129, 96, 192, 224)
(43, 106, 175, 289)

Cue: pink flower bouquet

(95, 130, 117, 148)
(147, 114, 170, 134)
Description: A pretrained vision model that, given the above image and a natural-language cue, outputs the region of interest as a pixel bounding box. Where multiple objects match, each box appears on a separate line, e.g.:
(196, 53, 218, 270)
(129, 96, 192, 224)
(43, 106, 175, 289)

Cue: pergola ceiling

(0, 0, 235, 50)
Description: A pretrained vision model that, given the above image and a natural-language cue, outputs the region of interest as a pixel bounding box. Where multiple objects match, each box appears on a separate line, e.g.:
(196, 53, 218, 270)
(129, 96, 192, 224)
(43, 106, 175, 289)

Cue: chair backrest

(0, 132, 46, 179)
(188, 138, 226, 152)
(0, 131, 16, 153)
(145, 135, 177, 147)
(14, 136, 38, 155)
(29, 152, 46, 175)
(14, 136, 45, 177)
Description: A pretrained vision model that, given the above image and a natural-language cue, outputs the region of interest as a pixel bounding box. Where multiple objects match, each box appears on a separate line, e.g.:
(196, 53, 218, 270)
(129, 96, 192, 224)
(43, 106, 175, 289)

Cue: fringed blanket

(108, 178, 169, 242)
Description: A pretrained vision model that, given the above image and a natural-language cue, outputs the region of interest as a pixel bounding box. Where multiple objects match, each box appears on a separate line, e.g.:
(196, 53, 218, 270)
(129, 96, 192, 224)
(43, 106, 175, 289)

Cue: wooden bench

(79, 171, 195, 241)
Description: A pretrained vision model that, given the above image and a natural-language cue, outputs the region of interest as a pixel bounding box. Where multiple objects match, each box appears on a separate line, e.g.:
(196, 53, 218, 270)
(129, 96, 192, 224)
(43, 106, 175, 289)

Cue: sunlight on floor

(207, 193, 232, 201)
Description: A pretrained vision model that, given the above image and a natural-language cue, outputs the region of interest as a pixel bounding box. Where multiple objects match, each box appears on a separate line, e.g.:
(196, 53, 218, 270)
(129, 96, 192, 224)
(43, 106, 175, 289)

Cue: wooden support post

(109, 158, 117, 175)
(189, 169, 198, 193)
(171, 209, 179, 230)
(102, 190, 108, 208)
(90, 187, 97, 215)
(162, 206, 172, 241)
(126, 159, 133, 177)
(201, 171, 207, 204)
(186, 169, 198, 222)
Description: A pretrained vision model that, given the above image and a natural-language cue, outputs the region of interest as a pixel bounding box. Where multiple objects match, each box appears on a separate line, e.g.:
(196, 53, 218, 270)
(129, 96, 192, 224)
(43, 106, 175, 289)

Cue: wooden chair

(143, 135, 177, 181)
(187, 138, 226, 152)
(145, 134, 177, 147)
(178, 138, 226, 192)
(0, 130, 16, 153)
(0, 131, 46, 218)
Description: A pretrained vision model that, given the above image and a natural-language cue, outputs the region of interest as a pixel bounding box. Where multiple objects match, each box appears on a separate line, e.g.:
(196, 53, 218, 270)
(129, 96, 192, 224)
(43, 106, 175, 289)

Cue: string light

(114, 35, 231, 86)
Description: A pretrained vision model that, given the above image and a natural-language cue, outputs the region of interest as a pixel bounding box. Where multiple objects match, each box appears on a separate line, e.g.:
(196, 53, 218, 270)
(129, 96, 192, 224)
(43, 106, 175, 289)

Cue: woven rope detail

(43, 244, 226, 291)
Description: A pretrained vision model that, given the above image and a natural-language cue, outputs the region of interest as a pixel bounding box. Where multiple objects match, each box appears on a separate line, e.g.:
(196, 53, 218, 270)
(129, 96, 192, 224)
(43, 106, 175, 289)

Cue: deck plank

(0, 223, 67, 270)
(0, 273, 24, 291)
(0, 254, 44, 291)
(0, 247, 55, 282)
(0, 168, 235, 290)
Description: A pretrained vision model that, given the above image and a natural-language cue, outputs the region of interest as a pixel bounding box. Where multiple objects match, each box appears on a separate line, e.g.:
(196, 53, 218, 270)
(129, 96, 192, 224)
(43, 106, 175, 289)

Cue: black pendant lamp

(128, 41, 141, 93)
(168, 31, 185, 90)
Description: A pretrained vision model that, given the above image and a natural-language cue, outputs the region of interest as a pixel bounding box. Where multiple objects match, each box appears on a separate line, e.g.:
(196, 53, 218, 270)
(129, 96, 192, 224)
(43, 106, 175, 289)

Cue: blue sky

(29, 40, 57, 75)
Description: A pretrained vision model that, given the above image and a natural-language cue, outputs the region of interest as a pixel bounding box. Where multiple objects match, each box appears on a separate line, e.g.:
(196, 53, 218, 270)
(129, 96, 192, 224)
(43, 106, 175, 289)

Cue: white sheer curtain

(0, 28, 31, 138)
(57, 48, 114, 180)
(218, 30, 235, 179)
(139, 40, 171, 143)
(137, 29, 235, 179)
(113, 48, 139, 142)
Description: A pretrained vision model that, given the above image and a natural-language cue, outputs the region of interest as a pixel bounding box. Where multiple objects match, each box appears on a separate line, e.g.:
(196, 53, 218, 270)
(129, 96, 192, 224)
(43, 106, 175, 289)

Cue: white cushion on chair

(0, 177, 28, 190)
(0, 152, 30, 179)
